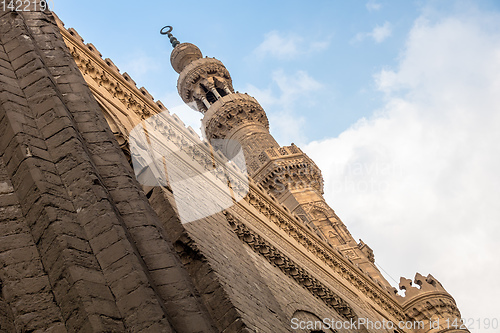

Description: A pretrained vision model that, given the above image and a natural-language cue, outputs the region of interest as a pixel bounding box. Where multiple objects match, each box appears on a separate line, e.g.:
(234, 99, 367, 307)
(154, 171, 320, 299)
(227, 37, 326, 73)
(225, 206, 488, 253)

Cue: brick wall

(0, 8, 214, 333)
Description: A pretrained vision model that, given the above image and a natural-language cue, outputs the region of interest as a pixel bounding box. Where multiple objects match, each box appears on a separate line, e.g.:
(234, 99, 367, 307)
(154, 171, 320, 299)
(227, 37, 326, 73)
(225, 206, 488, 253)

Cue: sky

(53, 0, 499, 329)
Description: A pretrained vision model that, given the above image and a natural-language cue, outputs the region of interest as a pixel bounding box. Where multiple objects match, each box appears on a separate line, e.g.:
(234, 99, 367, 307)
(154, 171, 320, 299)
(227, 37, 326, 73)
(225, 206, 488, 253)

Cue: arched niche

(291, 310, 336, 333)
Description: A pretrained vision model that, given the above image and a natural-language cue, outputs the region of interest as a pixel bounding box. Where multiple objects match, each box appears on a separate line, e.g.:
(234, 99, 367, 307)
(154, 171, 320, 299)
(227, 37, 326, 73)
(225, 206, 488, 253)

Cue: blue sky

(53, 1, 498, 142)
(53, 0, 500, 329)
(53, 0, 429, 142)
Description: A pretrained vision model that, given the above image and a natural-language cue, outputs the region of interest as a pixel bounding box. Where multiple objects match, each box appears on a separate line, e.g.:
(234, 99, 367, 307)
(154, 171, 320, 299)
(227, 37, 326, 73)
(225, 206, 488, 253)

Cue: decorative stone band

(125, 102, 402, 323)
(224, 211, 358, 321)
(134, 110, 407, 322)
(244, 189, 407, 322)
(177, 58, 234, 112)
(250, 144, 325, 195)
(203, 93, 270, 140)
(394, 273, 469, 332)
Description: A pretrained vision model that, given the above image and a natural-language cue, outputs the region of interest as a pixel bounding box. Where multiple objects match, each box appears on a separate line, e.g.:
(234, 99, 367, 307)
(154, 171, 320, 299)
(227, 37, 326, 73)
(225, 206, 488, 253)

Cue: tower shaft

(171, 40, 390, 286)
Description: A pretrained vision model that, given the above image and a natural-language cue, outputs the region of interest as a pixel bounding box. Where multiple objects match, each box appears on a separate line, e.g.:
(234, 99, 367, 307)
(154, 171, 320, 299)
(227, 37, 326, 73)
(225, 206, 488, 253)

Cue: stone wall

(146, 148, 398, 332)
(0, 8, 214, 332)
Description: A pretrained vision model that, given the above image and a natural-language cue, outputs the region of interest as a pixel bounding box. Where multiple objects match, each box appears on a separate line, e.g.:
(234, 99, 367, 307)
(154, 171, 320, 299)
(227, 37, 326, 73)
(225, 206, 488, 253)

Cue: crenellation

(393, 273, 468, 332)
(139, 87, 154, 101)
(122, 72, 136, 85)
(156, 100, 167, 110)
(104, 57, 120, 72)
(85, 42, 101, 57)
(170, 112, 184, 126)
(186, 126, 198, 137)
(67, 28, 84, 43)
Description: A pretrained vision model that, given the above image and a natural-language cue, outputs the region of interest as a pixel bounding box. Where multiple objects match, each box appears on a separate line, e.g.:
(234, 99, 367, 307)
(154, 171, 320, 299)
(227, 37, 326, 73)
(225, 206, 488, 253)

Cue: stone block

(11, 50, 39, 72)
(127, 225, 162, 245)
(78, 210, 116, 238)
(45, 128, 79, 151)
(0, 245, 39, 266)
(31, 94, 66, 118)
(115, 200, 148, 217)
(13, 57, 40, 79)
(0, 232, 33, 252)
(88, 315, 126, 333)
(142, 253, 178, 271)
(66, 265, 106, 285)
(54, 154, 78, 174)
(25, 206, 50, 242)
(95, 239, 133, 270)
(116, 286, 162, 318)
(18, 68, 53, 92)
(137, 321, 173, 333)
(2, 259, 42, 280)
(0, 79, 25, 98)
(0, 52, 10, 65)
(4, 37, 34, 61)
(0, 61, 16, 78)
(41, 321, 67, 333)
(89, 226, 125, 254)
(10, 288, 55, 315)
(14, 304, 64, 332)
(3, 275, 49, 298)
(105, 256, 146, 288)
(20, 75, 53, 100)
(106, 270, 144, 300)
(81, 131, 115, 144)
(0, 192, 18, 207)
(0, 213, 25, 233)
(0, 72, 21, 88)
(0, 19, 25, 45)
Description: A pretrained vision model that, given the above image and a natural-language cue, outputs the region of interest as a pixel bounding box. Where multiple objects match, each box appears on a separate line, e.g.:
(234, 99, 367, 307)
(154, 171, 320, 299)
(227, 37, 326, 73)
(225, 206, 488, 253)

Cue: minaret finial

(160, 26, 180, 48)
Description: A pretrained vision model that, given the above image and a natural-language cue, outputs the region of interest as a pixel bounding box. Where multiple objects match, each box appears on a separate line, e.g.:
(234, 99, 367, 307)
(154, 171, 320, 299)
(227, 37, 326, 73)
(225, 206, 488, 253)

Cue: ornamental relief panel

(224, 211, 359, 320)
(205, 100, 270, 139)
(242, 189, 407, 322)
(178, 58, 233, 101)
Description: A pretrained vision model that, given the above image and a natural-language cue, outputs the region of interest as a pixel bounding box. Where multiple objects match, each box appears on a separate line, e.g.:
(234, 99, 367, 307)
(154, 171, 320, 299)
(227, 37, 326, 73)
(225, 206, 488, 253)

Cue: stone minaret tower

(166, 28, 389, 284)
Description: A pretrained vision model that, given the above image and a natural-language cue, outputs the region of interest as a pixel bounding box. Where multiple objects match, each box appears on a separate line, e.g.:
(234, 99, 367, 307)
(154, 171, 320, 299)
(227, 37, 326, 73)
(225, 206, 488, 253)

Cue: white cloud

(309, 40, 330, 53)
(253, 31, 330, 60)
(371, 22, 392, 42)
(246, 69, 323, 145)
(272, 69, 323, 106)
(254, 31, 301, 59)
(366, 0, 382, 11)
(353, 21, 392, 43)
(121, 51, 160, 80)
(304, 9, 500, 329)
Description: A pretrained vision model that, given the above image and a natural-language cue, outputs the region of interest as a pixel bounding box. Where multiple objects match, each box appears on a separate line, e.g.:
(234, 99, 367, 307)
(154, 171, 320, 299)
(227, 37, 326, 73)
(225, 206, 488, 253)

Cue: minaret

(167, 30, 280, 163)
(165, 27, 390, 285)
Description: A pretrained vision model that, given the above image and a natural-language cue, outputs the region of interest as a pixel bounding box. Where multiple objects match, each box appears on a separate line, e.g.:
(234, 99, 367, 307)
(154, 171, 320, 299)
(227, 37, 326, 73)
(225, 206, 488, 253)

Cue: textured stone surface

(1, 8, 214, 333)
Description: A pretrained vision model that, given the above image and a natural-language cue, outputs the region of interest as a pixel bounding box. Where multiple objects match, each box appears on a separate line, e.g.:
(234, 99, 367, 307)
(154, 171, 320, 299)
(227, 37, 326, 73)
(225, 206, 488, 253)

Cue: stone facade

(0, 6, 468, 333)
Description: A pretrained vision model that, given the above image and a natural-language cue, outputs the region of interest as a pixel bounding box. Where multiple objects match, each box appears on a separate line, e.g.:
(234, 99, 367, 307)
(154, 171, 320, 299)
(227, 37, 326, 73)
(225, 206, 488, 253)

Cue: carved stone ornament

(203, 93, 269, 139)
(224, 211, 358, 320)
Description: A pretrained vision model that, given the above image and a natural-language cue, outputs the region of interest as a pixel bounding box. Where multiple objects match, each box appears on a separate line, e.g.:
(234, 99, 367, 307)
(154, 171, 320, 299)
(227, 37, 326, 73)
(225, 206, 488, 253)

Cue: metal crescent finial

(160, 26, 173, 35)
(160, 25, 180, 48)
